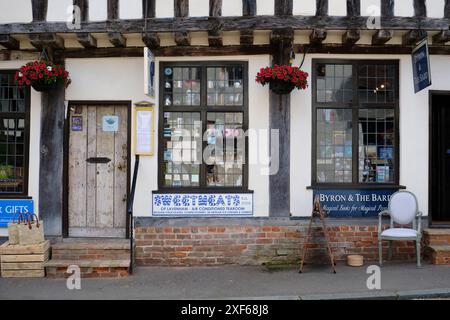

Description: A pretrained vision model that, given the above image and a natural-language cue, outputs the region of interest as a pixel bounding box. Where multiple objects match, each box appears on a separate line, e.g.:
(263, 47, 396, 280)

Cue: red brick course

(135, 224, 417, 266)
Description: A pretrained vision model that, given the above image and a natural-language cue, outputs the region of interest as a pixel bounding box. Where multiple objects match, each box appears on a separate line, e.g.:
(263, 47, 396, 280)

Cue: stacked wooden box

(0, 240, 50, 278)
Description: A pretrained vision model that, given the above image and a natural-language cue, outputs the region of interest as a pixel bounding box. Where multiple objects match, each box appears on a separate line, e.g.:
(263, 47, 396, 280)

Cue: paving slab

(0, 261, 449, 300)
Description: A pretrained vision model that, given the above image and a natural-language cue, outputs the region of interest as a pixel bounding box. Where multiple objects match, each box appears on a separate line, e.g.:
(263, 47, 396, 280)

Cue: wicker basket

(347, 255, 364, 267)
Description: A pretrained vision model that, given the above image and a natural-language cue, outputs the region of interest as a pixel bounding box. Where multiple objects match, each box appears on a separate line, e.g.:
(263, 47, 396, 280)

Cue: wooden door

(431, 94, 450, 224)
(68, 104, 129, 238)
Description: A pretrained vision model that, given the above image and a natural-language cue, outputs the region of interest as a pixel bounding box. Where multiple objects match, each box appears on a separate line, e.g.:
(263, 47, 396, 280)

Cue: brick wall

(135, 221, 417, 266)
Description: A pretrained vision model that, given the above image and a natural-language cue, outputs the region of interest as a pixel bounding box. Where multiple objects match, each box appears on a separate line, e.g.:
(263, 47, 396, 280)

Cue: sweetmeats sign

(0, 199, 34, 227)
(152, 193, 253, 216)
(313, 189, 397, 217)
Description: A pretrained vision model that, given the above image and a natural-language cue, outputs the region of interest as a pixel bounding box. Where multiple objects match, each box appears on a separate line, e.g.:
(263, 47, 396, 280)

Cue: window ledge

(0, 195, 32, 199)
(306, 184, 406, 190)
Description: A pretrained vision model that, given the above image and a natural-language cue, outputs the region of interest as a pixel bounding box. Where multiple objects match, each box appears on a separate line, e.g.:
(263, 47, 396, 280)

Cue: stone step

(424, 245, 450, 265)
(45, 259, 130, 278)
(423, 229, 450, 246)
(51, 240, 131, 260)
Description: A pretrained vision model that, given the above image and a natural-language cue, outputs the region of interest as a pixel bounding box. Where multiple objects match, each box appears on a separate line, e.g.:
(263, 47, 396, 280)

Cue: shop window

(313, 60, 399, 186)
(160, 62, 248, 190)
(0, 71, 30, 196)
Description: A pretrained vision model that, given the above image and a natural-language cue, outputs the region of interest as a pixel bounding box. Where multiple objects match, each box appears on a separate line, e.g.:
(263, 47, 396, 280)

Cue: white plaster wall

(222, 0, 242, 16)
(120, 0, 142, 19)
(257, 0, 274, 15)
(0, 60, 41, 237)
(0, 0, 32, 24)
(47, 0, 73, 22)
(291, 54, 450, 217)
(156, 0, 174, 17)
(395, 0, 414, 17)
(293, 0, 316, 15)
(427, 0, 445, 18)
(189, 0, 209, 17)
(329, 0, 347, 16)
(89, 0, 108, 21)
(65, 55, 270, 218)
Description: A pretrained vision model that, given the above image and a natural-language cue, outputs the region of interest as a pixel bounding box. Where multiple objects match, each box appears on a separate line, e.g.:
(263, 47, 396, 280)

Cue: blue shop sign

(152, 193, 253, 217)
(412, 39, 432, 93)
(313, 189, 397, 217)
(0, 199, 34, 227)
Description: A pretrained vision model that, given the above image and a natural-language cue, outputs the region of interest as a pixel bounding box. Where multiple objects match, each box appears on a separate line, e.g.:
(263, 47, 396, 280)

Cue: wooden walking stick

(299, 195, 337, 274)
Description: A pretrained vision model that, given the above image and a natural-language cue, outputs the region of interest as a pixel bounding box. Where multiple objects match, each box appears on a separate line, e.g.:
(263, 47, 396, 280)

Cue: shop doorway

(430, 91, 450, 226)
(65, 102, 131, 238)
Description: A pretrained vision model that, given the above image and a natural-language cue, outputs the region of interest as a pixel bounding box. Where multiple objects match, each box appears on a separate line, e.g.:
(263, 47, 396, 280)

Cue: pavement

(0, 262, 449, 300)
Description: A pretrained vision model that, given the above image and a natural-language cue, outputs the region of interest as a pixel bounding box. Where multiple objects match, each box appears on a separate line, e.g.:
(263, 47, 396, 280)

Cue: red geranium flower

(256, 64, 308, 91)
(14, 60, 71, 89)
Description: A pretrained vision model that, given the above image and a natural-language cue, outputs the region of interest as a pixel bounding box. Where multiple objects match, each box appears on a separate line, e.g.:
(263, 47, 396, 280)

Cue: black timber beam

(310, 29, 327, 44)
(372, 29, 393, 45)
(108, 0, 119, 20)
(208, 0, 223, 47)
(142, 32, 160, 49)
(275, 0, 293, 16)
(433, 30, 450, 44)
(73, 0, 89, 22)
(342, 29, 360, 45)
(174, 31, 190, 46)
(402, 29, 427, 46)
(269, 28, 294, 218)
(0, 35, 20, 50)
(29, 33, 64, 50)
(108, 32, 126, 47)
(316, 0, 328, 16)
(242, 0, 256, 16)
(414, 0, 427, 17)
(142, 0, 156, 18)
(347, 0, 360, 17)
(0, 16, 449, 34)
(381, 0, 394, 17)
(32, 0, 48, 22)
(76, 32, 97, 48)
(240, 30, 253, 45)
(175, 0, 189, 18)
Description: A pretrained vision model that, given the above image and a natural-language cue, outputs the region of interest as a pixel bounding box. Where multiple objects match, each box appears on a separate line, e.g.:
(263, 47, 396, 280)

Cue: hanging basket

(269, 79, 296, 95)
(31, 81, 61, 92)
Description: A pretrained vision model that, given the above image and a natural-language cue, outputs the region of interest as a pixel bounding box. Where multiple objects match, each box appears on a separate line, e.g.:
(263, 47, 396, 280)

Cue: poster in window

(134, 103, 155, 156)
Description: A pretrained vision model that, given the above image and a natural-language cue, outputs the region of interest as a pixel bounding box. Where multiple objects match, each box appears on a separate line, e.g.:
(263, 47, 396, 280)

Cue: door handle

(86, 157, 111, 164)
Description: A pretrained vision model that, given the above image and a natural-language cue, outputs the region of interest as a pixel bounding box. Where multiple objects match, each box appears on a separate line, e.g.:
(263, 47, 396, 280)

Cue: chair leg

(416, 241, 421, 268)
(388, 240, 393, 260)
(378, 240, 383, 267)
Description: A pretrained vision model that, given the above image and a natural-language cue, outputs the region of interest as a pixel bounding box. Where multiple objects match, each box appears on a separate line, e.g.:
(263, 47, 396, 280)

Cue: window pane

(358, 64, 395, 103)
(0, 118, 26, 193)
(207, 67, 243, 106)
(316, 109, 353, 183)
(163, 112, 202, 187)
(205, 112, 244, 187)
(163, 67, 200, 106)
(0, 73, 27, 194)
(358, 109, 395, 183)
(316, 64, 353, 103)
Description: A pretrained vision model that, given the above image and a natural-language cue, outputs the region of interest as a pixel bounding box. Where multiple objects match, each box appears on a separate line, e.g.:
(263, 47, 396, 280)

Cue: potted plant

(14, 60, 71, 92)
(256, 64, 308, 94)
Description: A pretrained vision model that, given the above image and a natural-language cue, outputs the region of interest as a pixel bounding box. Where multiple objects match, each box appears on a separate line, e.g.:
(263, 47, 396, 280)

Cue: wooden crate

(0, 240, 50, 278)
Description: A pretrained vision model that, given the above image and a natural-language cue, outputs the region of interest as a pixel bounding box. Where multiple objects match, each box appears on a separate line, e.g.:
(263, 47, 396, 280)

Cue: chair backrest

(388, 191, 418, 225)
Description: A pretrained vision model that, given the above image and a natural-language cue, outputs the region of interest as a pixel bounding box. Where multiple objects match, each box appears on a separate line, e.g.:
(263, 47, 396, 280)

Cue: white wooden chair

(378, 191, 423, 267)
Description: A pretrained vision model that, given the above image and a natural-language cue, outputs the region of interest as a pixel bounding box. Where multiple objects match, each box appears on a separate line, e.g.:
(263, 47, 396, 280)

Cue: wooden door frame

(429, 91, 450, 228)
(63, 101, 132, 238)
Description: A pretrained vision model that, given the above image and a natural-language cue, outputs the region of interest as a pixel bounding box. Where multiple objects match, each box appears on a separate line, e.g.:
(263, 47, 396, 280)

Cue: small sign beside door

(102, 115, 119, 132)
(71, 116, 83, 131)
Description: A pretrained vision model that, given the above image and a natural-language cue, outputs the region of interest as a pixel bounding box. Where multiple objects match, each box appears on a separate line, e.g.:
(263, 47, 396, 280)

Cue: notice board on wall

(134, 103, 155, 156)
